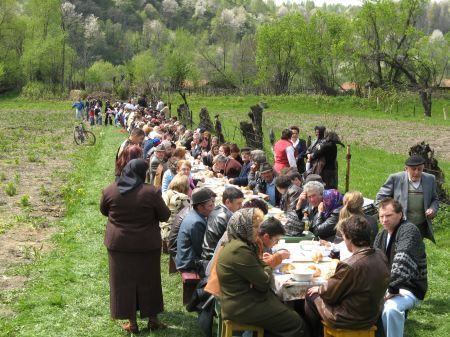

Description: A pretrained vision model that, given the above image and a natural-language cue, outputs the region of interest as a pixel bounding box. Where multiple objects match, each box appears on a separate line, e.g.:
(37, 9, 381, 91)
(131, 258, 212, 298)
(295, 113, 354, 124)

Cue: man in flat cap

(176, 188, 216, 276)
(376, 155, 439, 242)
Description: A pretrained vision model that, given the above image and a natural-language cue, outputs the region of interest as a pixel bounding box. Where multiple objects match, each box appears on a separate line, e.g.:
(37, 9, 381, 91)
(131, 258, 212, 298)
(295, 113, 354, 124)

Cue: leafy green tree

(300, 10, 351, 95)
(128, 50, 157, 93)
(85, 60, 116, 90)
(256, 14, 305, 94)
(163, 29, 198, 89)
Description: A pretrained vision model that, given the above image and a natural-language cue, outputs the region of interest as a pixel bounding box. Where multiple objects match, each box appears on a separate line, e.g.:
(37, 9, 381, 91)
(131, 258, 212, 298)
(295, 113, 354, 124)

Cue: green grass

(0, 95, 449, 337)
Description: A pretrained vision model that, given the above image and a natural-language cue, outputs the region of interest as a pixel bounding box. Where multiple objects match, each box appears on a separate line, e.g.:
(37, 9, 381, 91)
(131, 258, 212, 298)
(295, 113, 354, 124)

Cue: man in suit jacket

(376, 155, 439, 243)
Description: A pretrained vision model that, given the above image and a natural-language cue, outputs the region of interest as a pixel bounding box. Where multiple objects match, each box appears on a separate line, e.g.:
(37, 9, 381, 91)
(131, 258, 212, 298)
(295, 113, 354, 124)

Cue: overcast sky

(274, 0, 363, 6)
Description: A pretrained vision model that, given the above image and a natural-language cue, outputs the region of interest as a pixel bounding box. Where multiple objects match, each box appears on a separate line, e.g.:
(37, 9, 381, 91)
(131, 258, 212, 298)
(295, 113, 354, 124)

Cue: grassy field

(0, 94, 449, 337)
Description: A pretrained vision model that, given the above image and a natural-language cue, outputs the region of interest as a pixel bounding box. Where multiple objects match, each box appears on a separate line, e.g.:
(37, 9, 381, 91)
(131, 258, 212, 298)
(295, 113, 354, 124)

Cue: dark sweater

(373, 220, 427, 300)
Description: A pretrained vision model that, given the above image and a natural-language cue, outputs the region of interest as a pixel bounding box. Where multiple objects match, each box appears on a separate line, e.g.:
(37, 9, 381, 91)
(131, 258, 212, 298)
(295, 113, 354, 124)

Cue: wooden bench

(322, 321, 377, 337)
(222, 320, 264, 337)
(181, 272, 201, 305)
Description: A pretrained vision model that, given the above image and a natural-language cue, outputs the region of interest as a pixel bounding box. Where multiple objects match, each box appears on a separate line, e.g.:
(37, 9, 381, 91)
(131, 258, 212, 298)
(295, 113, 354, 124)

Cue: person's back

(168, 204, 191, 256)
(316, 248, 389, 329)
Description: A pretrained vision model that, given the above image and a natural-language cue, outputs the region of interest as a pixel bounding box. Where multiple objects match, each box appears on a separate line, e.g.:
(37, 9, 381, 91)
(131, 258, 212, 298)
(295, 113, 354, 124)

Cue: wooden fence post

(444, 107, 448, 120)
(345, 145, 351, 193)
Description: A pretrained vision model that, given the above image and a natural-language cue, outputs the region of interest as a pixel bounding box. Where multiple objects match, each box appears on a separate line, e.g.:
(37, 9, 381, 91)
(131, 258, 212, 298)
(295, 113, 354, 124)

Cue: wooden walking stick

(345, 145, 351, 193)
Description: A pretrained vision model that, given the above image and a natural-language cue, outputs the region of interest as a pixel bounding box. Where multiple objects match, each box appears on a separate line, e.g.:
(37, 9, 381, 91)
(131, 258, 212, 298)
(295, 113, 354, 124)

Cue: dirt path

(262, 113, 450, 161)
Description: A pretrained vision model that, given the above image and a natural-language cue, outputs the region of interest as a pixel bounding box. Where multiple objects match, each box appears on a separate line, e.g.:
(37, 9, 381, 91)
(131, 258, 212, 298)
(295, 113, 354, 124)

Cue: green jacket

(217, 239, 284, 321)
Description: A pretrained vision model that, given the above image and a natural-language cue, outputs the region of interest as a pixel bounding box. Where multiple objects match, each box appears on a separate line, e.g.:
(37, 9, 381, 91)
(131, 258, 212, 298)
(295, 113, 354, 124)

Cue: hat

(304, 174, 324, 185)
(191, 188, 216, 205)
(405, 155, 425, 166)
(241, 147, 252, 153)
(155, 144, 165, 152)
(259, 163, 273, 173)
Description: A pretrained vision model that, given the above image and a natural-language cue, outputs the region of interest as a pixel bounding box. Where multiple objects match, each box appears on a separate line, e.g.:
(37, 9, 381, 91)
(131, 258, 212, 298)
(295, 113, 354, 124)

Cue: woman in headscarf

(216, 208, 310, 337)
(100, 159, 171, 333)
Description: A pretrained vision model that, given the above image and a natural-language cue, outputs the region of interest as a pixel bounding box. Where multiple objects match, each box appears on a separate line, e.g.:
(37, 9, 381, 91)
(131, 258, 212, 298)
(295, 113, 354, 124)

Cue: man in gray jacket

(376, 155, 439, 243)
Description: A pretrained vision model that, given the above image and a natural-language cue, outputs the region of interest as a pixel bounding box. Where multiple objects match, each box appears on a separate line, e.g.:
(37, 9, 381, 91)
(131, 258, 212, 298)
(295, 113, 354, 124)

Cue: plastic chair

(322, 321, 377, 337)
(222, 320, 264, 337)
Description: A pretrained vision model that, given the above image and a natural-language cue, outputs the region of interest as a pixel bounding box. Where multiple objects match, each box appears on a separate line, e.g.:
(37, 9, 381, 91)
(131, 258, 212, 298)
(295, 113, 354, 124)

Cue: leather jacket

(201, 204, 233, 262)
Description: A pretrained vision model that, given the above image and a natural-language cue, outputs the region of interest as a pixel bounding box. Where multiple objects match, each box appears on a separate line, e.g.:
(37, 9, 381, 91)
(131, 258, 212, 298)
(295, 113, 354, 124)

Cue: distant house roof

(340, 82, 358, 91)
(438, 79, 450, 88)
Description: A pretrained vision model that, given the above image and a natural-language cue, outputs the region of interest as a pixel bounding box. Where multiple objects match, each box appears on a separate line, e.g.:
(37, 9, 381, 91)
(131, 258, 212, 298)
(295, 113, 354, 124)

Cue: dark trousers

(304, 293, 323, 337)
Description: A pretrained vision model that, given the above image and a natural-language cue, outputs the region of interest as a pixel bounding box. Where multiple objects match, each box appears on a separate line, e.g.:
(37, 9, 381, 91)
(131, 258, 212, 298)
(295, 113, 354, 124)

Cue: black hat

(191, 188, 216, 205)
(259, 163, 273, 173)
(405, 155, 425, 166)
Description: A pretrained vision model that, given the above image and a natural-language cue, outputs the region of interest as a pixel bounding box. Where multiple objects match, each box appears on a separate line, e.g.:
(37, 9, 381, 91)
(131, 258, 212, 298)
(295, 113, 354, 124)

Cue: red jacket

(274, 139, 293, 173)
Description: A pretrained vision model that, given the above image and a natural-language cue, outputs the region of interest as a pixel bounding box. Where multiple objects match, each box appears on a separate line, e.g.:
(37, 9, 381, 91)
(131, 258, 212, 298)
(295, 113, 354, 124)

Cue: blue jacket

(175, 209, 208, 272)
(233, 161, 251, 186)
(71, 101, 85, 110)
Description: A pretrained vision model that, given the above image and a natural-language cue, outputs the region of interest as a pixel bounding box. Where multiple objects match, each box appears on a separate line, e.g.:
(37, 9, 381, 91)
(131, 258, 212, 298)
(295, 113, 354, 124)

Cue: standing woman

(100, 159, 171, 333)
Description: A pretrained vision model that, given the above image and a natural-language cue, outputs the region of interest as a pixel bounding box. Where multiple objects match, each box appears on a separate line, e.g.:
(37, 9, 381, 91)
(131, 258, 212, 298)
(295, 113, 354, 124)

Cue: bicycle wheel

(73, 128, 84, 145)
(83, 131, 96, 146)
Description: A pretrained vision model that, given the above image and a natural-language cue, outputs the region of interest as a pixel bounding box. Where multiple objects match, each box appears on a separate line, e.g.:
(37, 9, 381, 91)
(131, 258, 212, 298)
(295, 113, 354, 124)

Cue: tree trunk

(420, 89, 432, 117)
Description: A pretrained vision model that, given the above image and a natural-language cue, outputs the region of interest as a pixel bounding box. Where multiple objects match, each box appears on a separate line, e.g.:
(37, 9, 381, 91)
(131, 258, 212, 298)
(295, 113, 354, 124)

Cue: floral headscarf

(322, 189, 343, 219)
(227, 208, 255, 245)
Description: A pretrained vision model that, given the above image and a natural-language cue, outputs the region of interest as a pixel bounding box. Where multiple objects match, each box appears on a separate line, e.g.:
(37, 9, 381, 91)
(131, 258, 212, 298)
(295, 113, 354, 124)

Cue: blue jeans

(382, 289, 421, 337)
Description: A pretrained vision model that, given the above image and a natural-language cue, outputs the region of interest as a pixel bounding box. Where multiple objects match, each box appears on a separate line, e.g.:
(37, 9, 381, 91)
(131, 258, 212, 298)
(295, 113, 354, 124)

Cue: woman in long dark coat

(100, 159, 171, 333)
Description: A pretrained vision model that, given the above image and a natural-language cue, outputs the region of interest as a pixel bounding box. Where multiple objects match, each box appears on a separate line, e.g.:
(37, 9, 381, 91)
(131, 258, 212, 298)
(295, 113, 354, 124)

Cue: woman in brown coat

(304, 215, 390, 336)
(100, 159, 171, 333)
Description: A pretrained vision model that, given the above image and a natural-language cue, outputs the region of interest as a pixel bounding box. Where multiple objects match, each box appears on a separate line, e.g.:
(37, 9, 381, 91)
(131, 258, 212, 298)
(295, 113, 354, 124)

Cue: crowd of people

(96, 97, 440, 337)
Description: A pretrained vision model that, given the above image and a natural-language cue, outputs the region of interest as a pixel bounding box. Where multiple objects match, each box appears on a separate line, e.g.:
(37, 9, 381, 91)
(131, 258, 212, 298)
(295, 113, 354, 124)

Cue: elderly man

(148, 144, 166, 185)
(212, 154, 242, 179)
(201, 186, 244, 263)
(295, 181, 342, 241)
(255, 163, 280, 207)
(376, 155, 439, 242)
(176, 188, 216, 276)
(374, 198, 427, 337)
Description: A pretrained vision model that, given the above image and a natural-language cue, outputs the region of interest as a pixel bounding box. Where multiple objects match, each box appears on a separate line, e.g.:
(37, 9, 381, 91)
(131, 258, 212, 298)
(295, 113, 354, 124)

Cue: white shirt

(285, 145, 297, 167)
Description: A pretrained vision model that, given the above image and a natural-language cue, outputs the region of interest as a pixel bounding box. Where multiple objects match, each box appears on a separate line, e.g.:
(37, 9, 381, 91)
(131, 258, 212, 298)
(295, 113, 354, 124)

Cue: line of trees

(0, 0, 448, 116)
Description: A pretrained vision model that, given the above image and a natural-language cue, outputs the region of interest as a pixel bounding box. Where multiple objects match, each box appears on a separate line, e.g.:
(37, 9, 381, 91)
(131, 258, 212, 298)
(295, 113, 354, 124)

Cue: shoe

(148, 317, 168, 331)
(122, 320, 139, 333)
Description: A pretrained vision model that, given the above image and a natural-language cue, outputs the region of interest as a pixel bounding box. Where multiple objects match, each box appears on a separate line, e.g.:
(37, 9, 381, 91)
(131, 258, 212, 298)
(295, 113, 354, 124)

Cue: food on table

(307, 265, 322, 277)
(311, 250, 324, 263)
(279, 263, 296, 274)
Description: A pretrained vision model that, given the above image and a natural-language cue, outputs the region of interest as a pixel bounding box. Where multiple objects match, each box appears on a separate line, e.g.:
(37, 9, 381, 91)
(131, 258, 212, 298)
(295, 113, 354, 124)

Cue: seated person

(304, 215, 390, 336)
(175, 188, 216, 275)
(161, 174, 190, 243)
(212, 154, 242, 179)
(247, 150, 267, 189)
(295, 181, 343, 241)
(217, 208, 309, 337)
(229, 147, 252, 187)
(275, 175, 303, 236)
(201, 187, 244, 263)
(254, 163, 281, 207)
(256, 217, 290, 267)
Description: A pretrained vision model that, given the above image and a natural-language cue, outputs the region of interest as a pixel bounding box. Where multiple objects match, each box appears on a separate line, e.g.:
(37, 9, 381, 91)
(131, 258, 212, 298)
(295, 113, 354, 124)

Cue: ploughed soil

(261, 113, 450, 161)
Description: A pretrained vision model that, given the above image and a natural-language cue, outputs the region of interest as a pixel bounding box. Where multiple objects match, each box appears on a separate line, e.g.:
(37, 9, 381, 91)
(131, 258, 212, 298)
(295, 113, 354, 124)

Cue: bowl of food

(290, 268, 315, 281)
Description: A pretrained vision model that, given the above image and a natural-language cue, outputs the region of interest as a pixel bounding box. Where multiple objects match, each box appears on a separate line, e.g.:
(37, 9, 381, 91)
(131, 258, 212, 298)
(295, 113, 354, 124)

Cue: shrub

(4, 182, 17, 196)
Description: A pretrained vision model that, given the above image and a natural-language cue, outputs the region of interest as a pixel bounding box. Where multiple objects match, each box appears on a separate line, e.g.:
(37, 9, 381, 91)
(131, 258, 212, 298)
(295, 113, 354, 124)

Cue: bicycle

(74, 122, 96, 146)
